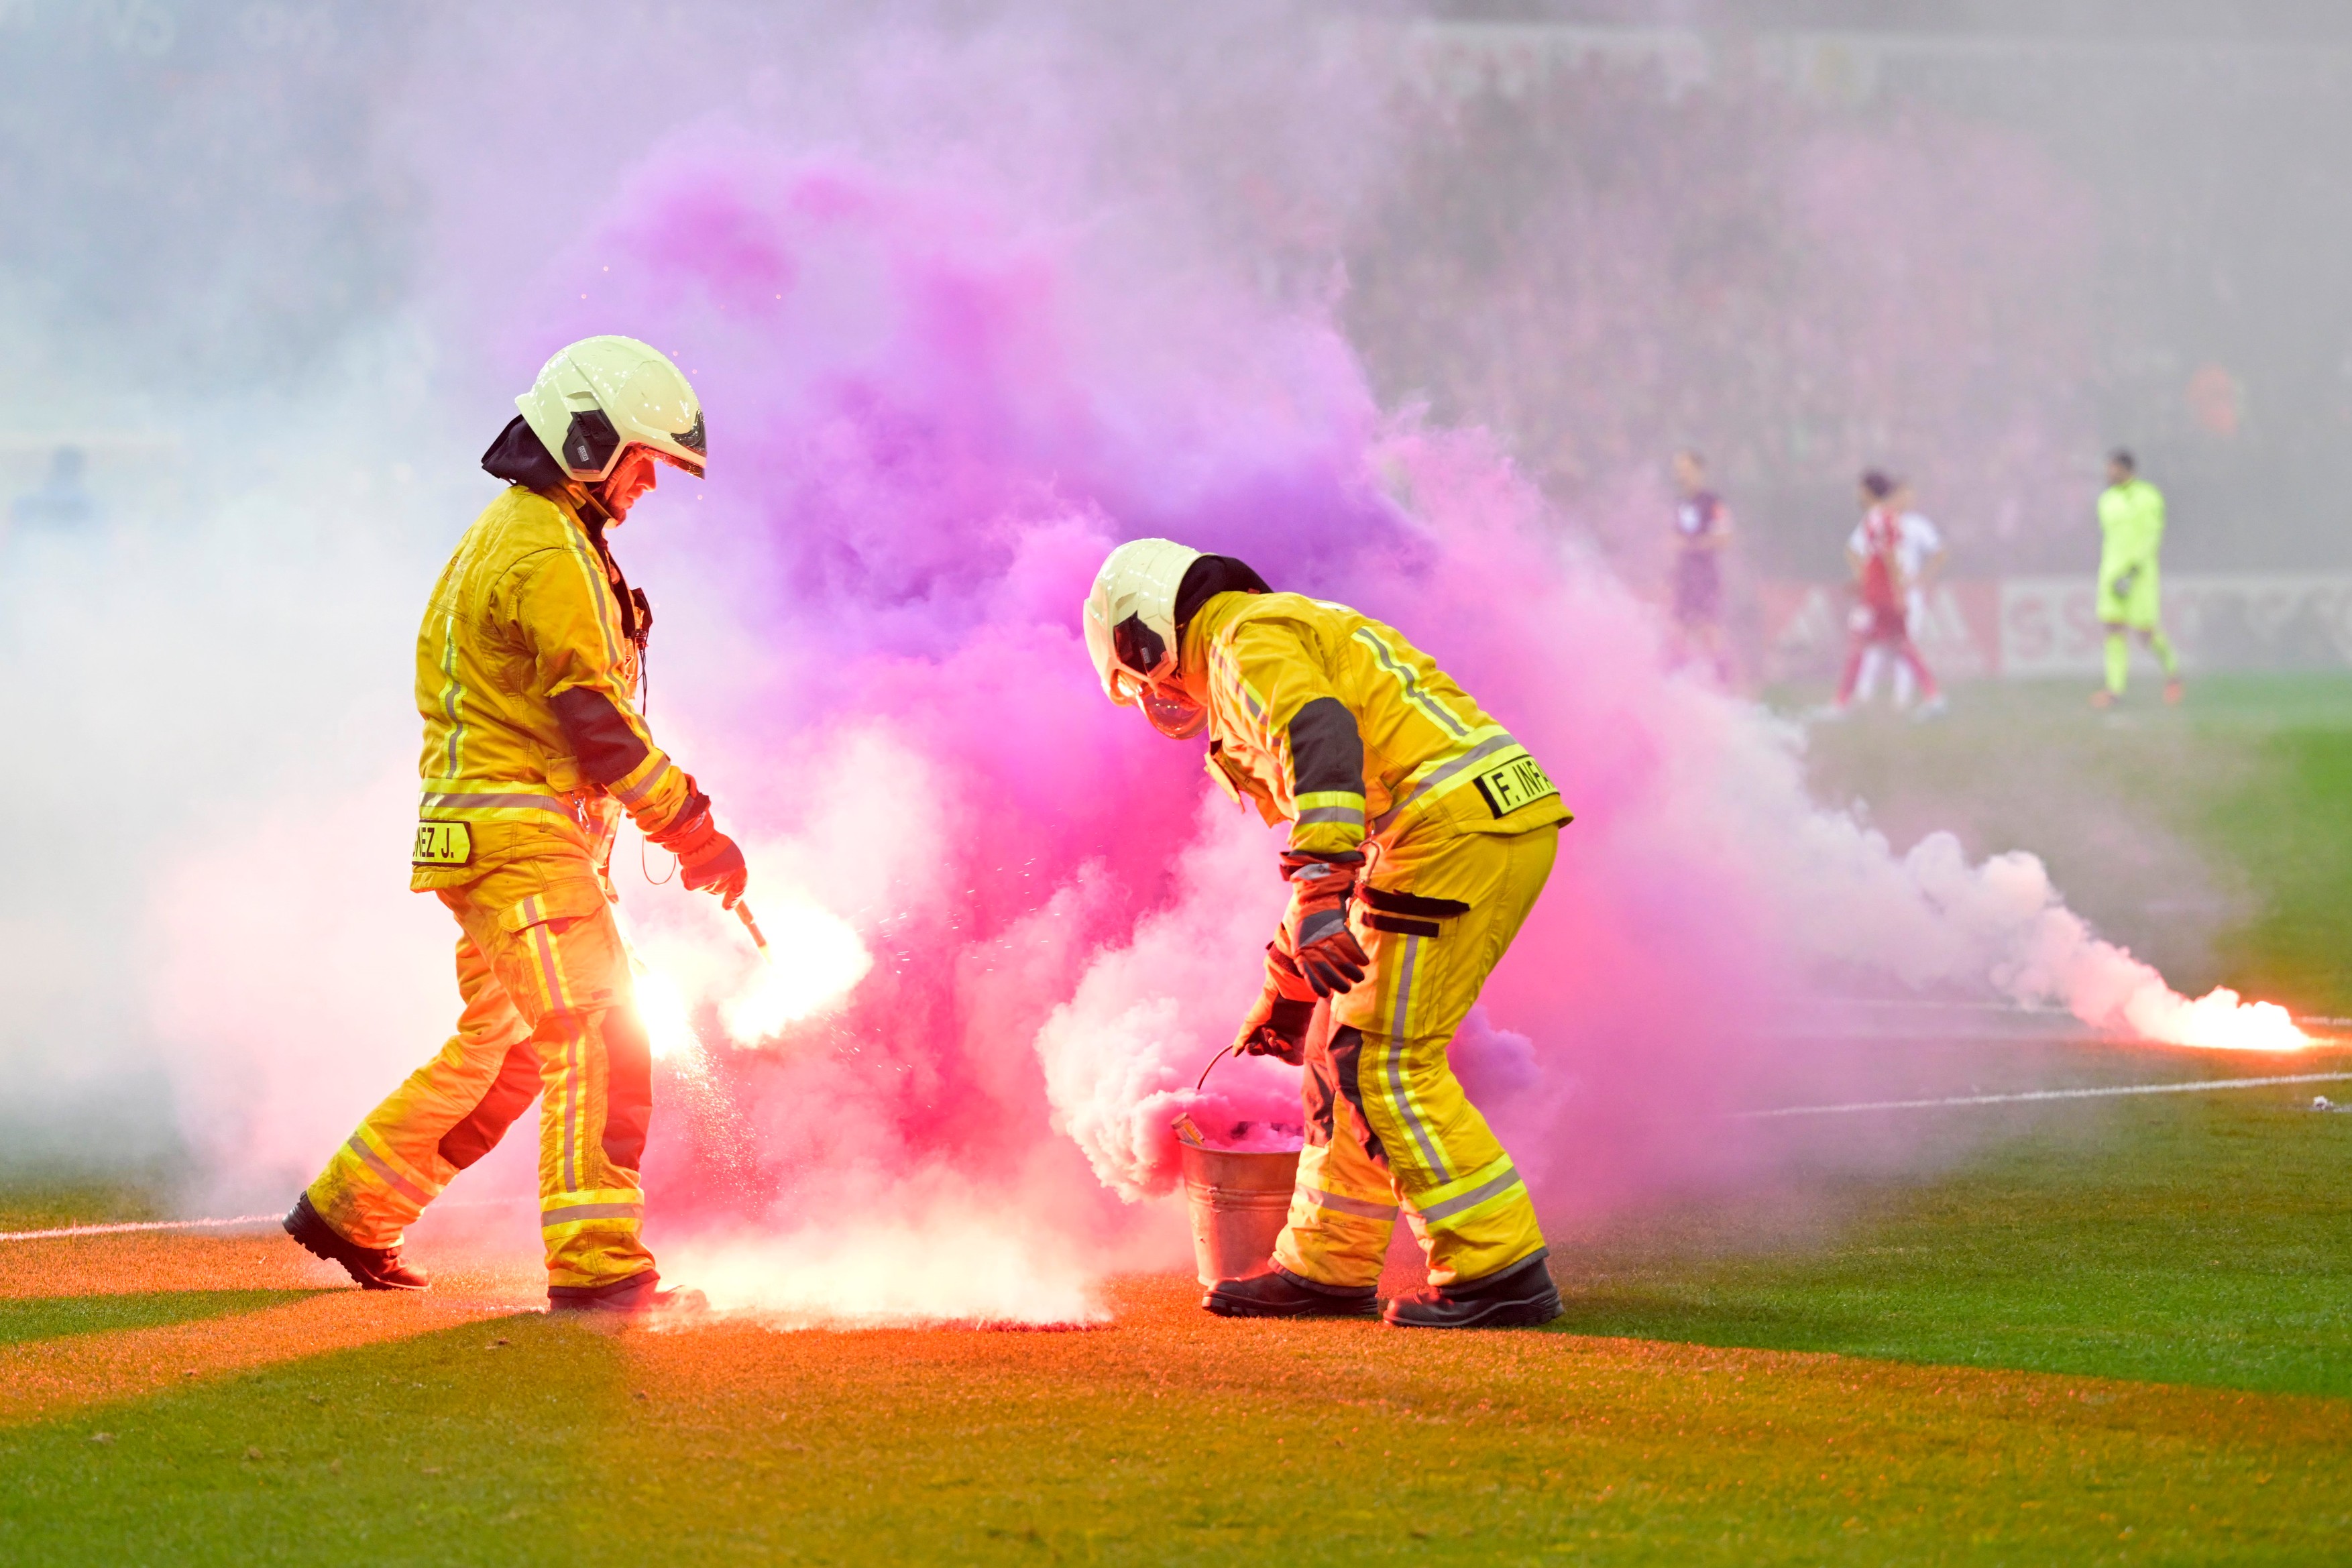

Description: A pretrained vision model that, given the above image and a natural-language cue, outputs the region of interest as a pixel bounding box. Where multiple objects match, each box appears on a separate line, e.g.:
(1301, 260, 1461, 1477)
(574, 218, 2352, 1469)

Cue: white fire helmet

(1083, 537, 1207, 738)
(516, 335, 707, 483)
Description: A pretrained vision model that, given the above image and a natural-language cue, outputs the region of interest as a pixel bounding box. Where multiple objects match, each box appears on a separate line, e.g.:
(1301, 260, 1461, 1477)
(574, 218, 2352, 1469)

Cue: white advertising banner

(1999, 575, 2352, 675)
(1764, 573, 2352, 681)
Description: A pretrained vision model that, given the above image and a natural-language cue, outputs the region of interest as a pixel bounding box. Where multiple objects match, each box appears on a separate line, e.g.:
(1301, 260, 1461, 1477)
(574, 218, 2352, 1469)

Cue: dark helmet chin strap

(561, 481, 651, 653)
(565, 478, 617, 529)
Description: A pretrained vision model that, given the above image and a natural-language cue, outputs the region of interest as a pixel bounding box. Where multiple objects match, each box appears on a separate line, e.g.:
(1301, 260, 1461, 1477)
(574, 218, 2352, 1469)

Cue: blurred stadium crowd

(7, 3, 2352, 680)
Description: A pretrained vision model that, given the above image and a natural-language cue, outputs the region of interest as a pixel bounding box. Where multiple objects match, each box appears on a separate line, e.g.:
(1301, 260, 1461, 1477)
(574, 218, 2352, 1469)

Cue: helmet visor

(1094, 614, 1196, 736)
(647, 445, 706, 480)
(1137, 681, 1205, 740)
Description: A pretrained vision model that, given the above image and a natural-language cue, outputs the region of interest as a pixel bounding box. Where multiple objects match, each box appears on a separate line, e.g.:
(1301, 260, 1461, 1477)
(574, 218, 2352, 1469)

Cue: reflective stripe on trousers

(1274, 824, 1557, 1290)
(302, 854, 655, 1289)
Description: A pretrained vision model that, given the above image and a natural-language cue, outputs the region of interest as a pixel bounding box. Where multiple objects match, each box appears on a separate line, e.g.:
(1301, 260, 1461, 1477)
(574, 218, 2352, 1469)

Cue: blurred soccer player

(1666, 449, 1736, 685)
(1826, 471, 1943, 720)
(1851, 480, 1948, 709)
(2092, 449, 2182, 708)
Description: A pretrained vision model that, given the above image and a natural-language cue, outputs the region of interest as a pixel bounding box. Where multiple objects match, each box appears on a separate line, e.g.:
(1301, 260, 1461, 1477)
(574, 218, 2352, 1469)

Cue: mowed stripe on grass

(0, 1233, 534, 1425)
(1, 1260, 2347, 1564)
(9, 675, 2352, 1559)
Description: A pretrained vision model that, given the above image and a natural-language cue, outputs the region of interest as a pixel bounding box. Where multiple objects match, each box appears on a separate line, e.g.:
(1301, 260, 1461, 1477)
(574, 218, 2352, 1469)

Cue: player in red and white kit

(1850, 480, 1949, 710)
(1826, 470, 1944, 720)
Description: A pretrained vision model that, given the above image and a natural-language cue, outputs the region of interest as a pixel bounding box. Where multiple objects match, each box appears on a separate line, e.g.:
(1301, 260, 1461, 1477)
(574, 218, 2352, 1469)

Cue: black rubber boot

(547, 1270, 709, 1321)
(282, 1193, 430, 1291)
(1203, 1266, 1379, 1320)
(1383, 1251, 1561, 1329)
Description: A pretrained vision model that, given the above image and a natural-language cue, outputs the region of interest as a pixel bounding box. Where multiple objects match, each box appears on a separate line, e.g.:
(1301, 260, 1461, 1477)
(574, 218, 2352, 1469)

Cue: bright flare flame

(661, 1219, 1107, 1328)
(632, 964, 703, 1062)
(720, 901, 873, 1045)
(2123, 984, 2310, 1052)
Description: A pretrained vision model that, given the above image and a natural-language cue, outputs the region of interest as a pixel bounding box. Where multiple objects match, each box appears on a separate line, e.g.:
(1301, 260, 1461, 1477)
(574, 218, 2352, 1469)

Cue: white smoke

(1032, 797, 1291, 1199)
(661, 1210, 1108, 1327)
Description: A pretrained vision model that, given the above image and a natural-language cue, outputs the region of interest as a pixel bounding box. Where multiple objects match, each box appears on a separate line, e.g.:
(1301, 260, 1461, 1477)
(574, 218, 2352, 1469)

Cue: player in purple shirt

(1668, 449, 1735, 685)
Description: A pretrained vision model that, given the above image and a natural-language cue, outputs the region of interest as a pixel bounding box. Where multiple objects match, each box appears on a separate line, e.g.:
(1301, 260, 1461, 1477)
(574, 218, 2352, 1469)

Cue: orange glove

(652, 785, 748, 909)
(1234, 942, 1318, 1064)
(1280, 850, 1369, 997)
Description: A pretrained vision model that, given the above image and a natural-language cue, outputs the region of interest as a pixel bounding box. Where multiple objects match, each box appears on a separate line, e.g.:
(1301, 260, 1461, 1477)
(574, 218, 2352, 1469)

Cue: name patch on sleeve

(1471, 754, 1559, 818)
(412, 821, 473, 867)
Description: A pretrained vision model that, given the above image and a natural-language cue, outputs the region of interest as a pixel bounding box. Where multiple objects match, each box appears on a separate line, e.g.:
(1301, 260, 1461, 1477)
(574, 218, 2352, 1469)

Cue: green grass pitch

(3, 677, 2349, 1563)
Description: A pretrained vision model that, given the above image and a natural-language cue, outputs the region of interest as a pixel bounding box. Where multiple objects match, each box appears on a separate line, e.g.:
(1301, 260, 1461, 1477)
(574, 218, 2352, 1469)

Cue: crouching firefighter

(1082, 540, 1569, 1329)
(284, 336, 747, 1318)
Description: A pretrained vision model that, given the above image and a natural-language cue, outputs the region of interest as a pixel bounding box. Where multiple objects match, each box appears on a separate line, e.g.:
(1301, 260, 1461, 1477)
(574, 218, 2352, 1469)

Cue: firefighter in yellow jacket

(283, 336, 746, 1317)
(1084, 539, 1569, 1329)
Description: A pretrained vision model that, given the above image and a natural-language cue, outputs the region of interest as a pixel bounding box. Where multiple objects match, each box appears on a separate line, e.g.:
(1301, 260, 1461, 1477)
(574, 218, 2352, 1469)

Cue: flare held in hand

(653, 782, 748, 909)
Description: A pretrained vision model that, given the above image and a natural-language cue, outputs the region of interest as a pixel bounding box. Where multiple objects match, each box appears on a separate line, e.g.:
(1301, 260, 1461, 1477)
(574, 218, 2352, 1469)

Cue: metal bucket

(1174, 1117, 1301, 1288)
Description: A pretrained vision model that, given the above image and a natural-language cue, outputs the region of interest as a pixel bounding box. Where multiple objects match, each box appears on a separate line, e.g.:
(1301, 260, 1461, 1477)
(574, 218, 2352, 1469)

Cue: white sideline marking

(1738, 1071, 2352, 1119)
(0, 1214, 281, 1243)
(1809, 997, 2352, 1031)
(0, 1195, 533, 1245)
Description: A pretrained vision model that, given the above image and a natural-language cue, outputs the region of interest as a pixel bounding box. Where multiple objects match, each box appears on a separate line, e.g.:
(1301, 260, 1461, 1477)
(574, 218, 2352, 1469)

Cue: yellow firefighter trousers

(304, 855, 655, 1289)
(1274, 823, 1557, 1291)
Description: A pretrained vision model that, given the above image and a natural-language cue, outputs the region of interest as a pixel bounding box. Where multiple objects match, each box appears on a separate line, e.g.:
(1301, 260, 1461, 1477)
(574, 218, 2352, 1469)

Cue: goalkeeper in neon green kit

(2091, 449, 2182, 709)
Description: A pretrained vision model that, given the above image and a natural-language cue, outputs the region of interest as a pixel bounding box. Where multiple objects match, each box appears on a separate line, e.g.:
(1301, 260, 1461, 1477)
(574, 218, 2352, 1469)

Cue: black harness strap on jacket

(1358, 885, 1473, 919)
(1363, 912, 1443, 938)
(1357, 884, 1472, 941)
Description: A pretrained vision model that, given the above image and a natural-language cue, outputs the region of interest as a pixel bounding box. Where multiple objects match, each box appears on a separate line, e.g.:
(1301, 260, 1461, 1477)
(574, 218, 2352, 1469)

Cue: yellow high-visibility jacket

(409, 485, 694, 891)
(2095, 478, 2168, 626)
(2097, 478, 2166, 579)
(1182, 592, 1570, 857)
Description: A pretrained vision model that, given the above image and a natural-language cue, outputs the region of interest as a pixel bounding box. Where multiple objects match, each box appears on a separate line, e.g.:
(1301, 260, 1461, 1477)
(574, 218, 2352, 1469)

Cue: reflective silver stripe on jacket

(1367, 733, 1522, 836)
(610, 763, 669, 809)
(1353, 627, 1471, 738)
(421, 791, 577, 816)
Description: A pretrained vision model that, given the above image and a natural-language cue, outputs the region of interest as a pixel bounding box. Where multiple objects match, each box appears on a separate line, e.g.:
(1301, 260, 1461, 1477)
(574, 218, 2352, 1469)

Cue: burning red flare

(2123, 984, 2309, 1053)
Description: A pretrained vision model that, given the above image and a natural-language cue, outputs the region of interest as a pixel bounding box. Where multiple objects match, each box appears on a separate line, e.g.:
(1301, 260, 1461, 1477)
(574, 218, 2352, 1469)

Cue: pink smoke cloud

(142, 123, 2292, 1297)
(482, 137, 1939, 1233)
